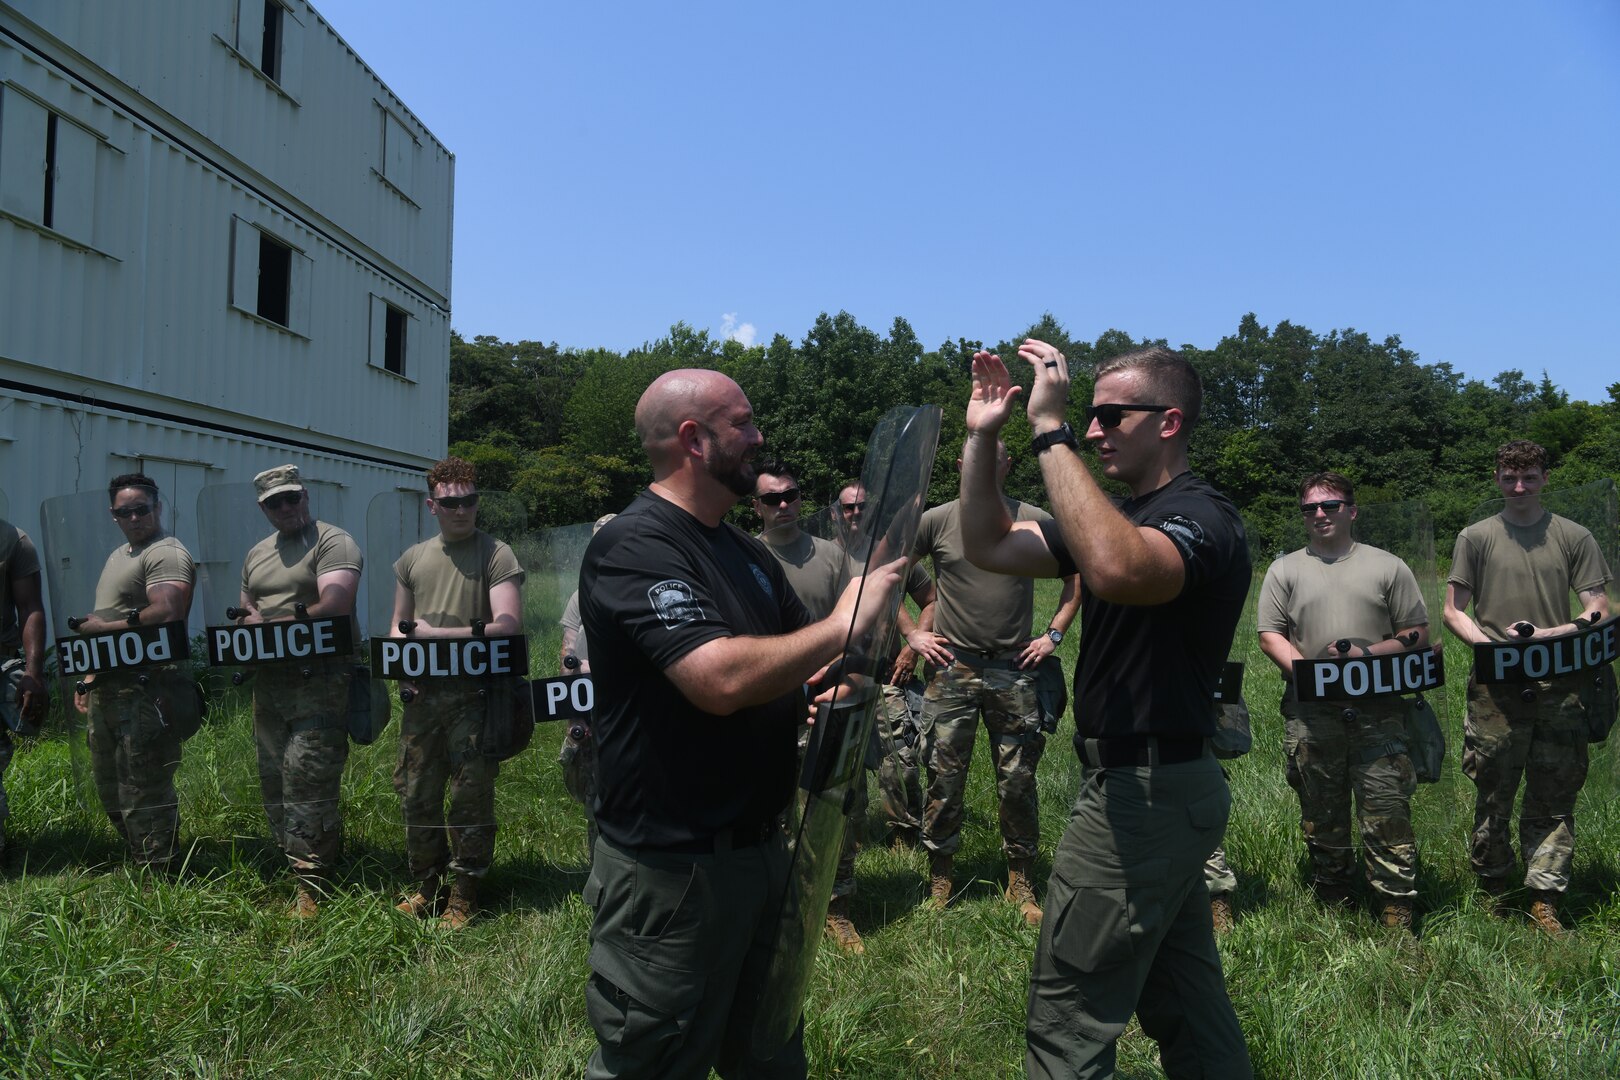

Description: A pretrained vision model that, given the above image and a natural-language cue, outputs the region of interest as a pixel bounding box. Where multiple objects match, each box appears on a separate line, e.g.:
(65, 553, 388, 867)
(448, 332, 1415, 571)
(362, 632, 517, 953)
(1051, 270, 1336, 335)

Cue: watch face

(1047, 629, 1063, 644)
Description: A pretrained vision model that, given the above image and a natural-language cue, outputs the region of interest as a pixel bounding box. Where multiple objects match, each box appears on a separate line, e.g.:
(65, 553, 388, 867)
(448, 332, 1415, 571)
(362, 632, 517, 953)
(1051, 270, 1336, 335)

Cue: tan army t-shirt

(241, 520, 362, 618)
(560, 590, 588, 665)
(1258, 542, 1428, 657)
(913, 497, 1052, 658)
(92, 533, 195, 619)
(0, 522, 41, 650)
(394, 530, 524, 628)
(758, 528, 848, 621)
(1449, 511, 1611, 640)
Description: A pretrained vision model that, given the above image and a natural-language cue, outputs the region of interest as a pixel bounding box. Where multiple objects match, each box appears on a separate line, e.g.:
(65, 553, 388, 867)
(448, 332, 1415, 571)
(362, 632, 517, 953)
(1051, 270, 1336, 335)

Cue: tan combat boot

(1005, 857, 1043, 928)
(1378, 899, 1414, 932)
(927, 852, 953, 909)
(441, 874, 478, 929)
(1210, 893, 1235, 934)
(1529, 890, 1565, 935)
(823, 896, 865, 955)
(292, 877, 321, 920)
(394, 875, 440, 918)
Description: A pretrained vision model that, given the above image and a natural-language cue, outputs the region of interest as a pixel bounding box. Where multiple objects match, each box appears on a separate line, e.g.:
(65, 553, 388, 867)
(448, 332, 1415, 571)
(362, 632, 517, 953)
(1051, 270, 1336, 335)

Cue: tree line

(447, 312, 1620, 558)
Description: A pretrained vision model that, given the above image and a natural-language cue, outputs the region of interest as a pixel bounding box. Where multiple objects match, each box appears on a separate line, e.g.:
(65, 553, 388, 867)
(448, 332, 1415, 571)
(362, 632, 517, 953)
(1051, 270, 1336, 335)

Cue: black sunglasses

(839, 502, 866, 514)
(433, 493, 480, 510)
(1084, 403, 1172, 429)
(1300, 500, 1351, 515)
(111, 504, 153, 520)
(263, 491, 304, 510)
(756, 488, 800, 507)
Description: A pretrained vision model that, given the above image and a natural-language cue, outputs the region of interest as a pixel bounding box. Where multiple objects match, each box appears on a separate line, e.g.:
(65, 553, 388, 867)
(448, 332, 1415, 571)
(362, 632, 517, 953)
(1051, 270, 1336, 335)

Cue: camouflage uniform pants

(254, 667, 350, 876)
(560, 719, 599, 855)
(1463, 675, 1588, 893)
(85, 672, 184, 867)
(1204, 844, 1237, 896)
(1282, 697, 1417, 899)
(875, 682, 924, 840)
(920, 659, 1045, 859)
(393, 681, 499, 879)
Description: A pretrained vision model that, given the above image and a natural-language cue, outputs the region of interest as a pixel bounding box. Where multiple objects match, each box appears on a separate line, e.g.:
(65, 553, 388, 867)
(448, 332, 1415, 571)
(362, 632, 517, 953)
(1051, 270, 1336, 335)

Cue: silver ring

(1044, 361, 1058, 369)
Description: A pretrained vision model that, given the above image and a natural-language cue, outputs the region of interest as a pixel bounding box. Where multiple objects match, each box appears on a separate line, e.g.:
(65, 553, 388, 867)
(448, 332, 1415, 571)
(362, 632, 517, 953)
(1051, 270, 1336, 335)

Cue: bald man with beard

(578, 369, 903, 1079)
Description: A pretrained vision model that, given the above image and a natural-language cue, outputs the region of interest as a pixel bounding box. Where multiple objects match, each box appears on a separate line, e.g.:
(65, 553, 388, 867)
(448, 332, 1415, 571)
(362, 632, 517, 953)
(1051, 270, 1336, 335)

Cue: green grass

(1, 578, 1617, 1078)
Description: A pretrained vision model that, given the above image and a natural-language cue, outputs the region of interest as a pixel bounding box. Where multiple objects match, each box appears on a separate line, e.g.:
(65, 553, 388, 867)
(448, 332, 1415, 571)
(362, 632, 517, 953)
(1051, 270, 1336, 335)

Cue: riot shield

(38, 489, 200, 865)
(1462, 478, 1619, 773)
(752, 404, 942, 1057)
(356, 489, 537, 844)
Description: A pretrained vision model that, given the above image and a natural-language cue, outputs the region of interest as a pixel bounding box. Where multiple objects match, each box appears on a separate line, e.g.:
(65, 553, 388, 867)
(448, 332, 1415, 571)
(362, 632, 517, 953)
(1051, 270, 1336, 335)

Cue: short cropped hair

(1495, 440, 1550, 474)
(427, 457, 478, 490)
(753, 458, 797, 487)
(1299, 471, 1355, 505)
(108, 473, 159, 503)
(1095, 347, 1203, 432)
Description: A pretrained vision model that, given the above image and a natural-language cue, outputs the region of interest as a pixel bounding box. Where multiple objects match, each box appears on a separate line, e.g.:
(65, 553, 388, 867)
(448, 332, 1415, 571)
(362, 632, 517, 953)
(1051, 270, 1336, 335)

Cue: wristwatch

(1045, 627, 1064, 646)
(1030, 423, 1079, 456)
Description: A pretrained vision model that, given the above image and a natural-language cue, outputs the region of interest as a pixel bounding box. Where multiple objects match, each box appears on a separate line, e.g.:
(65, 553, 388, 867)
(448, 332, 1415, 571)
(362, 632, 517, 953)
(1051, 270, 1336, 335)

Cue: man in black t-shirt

(959, 341, 1253, 1079)
(578, 368, 901, 1080)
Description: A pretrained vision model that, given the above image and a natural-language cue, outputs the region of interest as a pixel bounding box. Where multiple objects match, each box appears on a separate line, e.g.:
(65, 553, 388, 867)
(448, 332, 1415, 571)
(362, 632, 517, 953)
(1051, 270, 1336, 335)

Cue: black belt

(637, 818, 779, 855)
(1078, 735, 1207, 768)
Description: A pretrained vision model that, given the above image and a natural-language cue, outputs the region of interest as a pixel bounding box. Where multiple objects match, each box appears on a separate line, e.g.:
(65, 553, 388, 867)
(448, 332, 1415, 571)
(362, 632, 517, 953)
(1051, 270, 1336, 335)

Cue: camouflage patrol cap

(254, 464, 304, 503)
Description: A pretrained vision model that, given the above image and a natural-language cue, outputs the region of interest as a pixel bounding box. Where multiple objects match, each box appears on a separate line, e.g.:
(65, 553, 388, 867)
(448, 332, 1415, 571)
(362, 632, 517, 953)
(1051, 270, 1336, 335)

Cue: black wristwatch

(1045, 627, 1064, 646)
(1030, 423, 1079, 456)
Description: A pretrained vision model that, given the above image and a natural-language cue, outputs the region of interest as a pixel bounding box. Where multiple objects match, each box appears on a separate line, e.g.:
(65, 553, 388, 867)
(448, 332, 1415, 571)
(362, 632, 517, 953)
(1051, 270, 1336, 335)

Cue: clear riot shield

(38, 489, 200, 864)
(192, 482, 388, 820)
(1463, 478, 1619, 770)
(358, 489, 537, 838)
(752, 404, 942, 1057)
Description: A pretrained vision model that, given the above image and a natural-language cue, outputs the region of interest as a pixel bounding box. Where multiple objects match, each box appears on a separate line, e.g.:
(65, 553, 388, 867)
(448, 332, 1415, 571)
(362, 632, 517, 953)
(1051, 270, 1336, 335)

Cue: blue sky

(329, 1, 1620, 403)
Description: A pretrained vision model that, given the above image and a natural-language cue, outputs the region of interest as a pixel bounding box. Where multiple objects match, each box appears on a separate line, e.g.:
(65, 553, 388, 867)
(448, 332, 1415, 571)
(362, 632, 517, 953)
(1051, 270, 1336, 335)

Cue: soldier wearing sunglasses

(234, 464, 363, 917)
(72, 473, 197, 869)
(959, 341, 1252, 1078)
(390, 457, 525, 928)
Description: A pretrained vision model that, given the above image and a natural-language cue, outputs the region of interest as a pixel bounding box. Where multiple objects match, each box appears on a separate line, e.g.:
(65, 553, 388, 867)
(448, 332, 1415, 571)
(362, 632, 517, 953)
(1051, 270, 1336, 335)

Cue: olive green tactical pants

(1463, 675, 1588, 892)
(86, 674, 184, 868)
(393, 681, 499, 879)
(254, 667, 350, 876)
(583, 834, 807, 1080)
(1027, 753, 1251, 1080)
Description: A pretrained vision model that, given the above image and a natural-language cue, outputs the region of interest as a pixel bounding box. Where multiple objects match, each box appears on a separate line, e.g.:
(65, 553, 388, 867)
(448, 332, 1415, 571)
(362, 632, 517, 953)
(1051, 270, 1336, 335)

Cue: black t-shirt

(1039, 471, 1251, 744)
(580, 489, 812, 849)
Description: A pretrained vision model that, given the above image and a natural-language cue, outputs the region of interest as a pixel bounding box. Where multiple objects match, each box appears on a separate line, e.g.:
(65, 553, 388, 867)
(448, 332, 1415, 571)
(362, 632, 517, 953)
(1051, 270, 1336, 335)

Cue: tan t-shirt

(1449, 511, 1611, 641)
(1258, 542, 1428, 657)
(241, 520, 362, 618)
(92, 533, 195, 619)
(560, 590, 588, 664)
(0, 521, 41, 650)
(394, 530, 525, 628)
(913, 497, 1052, 657)
(757, 528, 848, 621)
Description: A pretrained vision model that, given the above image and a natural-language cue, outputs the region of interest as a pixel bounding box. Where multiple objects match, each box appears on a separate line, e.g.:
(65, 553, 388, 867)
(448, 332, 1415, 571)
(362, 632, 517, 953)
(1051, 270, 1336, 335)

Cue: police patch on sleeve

(649, 579, 703, 629)
(750, 563, 774, 600)
(1155, 514, 1205, 562)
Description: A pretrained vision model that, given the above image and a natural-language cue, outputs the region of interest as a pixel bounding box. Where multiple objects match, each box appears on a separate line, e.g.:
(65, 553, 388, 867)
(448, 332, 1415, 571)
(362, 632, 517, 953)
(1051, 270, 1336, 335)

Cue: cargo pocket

(1046, 855, 1168, 974)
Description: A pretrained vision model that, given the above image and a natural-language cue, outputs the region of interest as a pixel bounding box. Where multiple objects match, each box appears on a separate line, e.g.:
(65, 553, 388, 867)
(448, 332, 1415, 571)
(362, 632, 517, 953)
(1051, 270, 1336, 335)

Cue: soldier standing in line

(1443, 439, 1613, 934)
(1257, 471, 1429, 930)
(909, 439, 1081, 925)
(71, 474, 196, 869)
(0, 512, 48, 859)
(558, 512, 616, 855)
(391, 457, 525, 928)
(235, 465, 363, 917)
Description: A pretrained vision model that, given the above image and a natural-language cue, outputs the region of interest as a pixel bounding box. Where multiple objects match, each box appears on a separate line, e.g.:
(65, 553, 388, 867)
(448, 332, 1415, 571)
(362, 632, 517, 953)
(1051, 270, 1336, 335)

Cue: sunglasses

(111, 504, 153, 520)
(756, 488, 800, 507)
(262, 491, 304, 510)
(433, 494, 480, 510)
(1300, 500, 1351, 515)
(839, 502, 866, 514)
(1084, 403, 1172, 429)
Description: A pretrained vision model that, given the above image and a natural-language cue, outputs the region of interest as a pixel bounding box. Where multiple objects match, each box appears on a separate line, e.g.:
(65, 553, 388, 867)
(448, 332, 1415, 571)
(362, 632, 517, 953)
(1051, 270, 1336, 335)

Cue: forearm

(959, 431, 1015, 566)
(1442, 606, 1488, 645)
(21, 608, 46, 679)
(1036, 445, 1163, 600)
(1258, 631, 1301, 677)
(1050, 575, 1081, 633)
(670, 618, 850, 716)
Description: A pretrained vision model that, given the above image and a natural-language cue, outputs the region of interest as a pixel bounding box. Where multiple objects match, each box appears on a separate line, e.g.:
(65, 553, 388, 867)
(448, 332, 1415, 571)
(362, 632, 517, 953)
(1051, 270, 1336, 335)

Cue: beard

(705, 446, 757, 497)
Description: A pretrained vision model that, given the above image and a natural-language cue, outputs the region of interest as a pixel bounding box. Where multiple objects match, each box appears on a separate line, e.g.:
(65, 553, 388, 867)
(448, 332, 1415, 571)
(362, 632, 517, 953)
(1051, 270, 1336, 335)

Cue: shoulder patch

(1155, 514, 1205, 561)
(648, 579, 703, 629)
(750, 563, 775, 600)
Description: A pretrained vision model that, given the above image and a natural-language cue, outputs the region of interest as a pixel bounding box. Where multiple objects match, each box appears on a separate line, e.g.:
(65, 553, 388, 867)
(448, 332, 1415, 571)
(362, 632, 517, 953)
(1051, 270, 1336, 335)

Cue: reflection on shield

(751, 404, 942, 1058)
(39, 489, 199, 864)
(353, 488, 537, 865)
(1464, 478, 1619, 782)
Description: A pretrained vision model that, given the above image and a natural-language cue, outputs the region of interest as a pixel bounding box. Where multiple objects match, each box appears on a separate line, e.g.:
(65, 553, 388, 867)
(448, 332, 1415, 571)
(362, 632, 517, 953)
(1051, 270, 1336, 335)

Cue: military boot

(927, 852, 953, 909)
(292, 876, 322, 920)
(1478, 875, 1512, 918)
(824, 896, 865, 955)
(1210, 892, 1235, 934)
(394, 875, 440, 919)
(1378, 899, 1414, 932)
(1529, 890, 1565, 935)
(1005, 857, 1043, 927)
(441, 874, 478, 930)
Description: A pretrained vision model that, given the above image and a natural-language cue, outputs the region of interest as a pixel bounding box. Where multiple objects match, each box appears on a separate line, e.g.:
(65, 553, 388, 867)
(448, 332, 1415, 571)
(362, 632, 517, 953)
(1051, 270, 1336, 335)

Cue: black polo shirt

(1039, 471, 1251, 745)
(581, 489, 811, 850)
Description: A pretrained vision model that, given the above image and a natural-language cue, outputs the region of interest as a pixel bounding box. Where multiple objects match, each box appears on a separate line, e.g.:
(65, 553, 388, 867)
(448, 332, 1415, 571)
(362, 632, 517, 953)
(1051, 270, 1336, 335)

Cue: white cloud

(720, 312, 758, 348)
